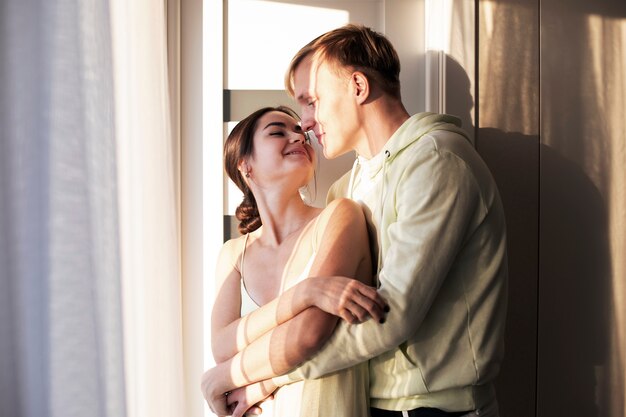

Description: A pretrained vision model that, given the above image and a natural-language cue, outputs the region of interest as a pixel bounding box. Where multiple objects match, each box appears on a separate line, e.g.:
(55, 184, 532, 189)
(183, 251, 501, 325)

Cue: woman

(204, 106, 386, 417)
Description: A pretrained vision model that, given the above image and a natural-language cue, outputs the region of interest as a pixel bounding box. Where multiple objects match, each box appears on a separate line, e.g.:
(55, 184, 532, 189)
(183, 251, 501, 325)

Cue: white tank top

(238, 231, 317, 416)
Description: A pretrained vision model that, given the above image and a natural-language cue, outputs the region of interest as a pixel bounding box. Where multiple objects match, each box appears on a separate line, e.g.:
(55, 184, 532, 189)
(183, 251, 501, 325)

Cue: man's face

(293, 55, 359, 159)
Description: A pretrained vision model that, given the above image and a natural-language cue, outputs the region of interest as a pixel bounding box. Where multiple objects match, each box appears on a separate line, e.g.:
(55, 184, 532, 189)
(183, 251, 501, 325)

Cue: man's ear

(351, 71, 370, 104)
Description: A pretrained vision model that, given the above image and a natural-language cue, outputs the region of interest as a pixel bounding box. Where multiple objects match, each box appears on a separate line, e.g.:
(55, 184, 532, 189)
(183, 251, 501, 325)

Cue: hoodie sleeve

(276, 135, 484, 383)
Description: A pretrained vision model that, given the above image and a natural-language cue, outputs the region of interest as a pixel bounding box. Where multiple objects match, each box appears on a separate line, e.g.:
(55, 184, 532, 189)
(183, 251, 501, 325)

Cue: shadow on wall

(444, 54, 540, 417)
(444, 53, 612, 417)
(539, 144, 611, 417)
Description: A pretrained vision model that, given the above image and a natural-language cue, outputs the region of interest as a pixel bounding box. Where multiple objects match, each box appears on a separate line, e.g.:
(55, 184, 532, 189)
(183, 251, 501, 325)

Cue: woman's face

(246, 110, 315, 189)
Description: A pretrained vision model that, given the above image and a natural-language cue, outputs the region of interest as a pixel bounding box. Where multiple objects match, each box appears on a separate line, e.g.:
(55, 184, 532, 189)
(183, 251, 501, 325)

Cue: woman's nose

(289, 132, 305, 143)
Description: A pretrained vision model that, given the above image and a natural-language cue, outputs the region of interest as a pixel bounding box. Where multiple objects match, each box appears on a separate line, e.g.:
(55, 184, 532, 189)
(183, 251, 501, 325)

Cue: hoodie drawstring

(375, 150, 390, 286)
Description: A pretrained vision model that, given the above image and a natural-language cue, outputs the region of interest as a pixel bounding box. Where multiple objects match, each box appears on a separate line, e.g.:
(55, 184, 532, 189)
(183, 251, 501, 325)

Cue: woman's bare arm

(203, 199, 385, 415)
(211, 198, 385, 363)
(210, 244, 328, 364)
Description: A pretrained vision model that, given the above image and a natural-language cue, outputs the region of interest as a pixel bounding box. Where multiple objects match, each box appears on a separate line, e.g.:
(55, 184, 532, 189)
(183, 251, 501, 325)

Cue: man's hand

(201, 365, 232, 416)
(306, 276, 389, 324)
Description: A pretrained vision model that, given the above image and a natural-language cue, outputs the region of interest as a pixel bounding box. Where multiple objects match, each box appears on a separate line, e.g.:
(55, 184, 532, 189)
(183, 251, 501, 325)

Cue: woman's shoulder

(321, 197, 364, 220)
(315, 198, 366, 235)
(218, 234, 248, 266)
(222, 233, 247, 249)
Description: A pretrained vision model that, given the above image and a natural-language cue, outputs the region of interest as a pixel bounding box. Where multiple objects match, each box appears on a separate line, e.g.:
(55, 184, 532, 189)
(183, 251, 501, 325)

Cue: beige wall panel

(539, 1, 626, 416)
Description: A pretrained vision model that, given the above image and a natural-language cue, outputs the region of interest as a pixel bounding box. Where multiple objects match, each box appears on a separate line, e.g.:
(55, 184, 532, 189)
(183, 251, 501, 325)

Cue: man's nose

(300, 107, 316, 132)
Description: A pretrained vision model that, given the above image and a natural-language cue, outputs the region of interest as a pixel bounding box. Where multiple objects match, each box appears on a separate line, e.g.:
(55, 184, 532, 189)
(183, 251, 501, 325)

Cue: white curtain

(0, 0, 184, 416)
(110, 0, 185, 416)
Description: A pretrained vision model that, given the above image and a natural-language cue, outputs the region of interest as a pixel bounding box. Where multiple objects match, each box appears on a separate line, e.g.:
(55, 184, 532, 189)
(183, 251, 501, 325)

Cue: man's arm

(281, 143, 482, 381)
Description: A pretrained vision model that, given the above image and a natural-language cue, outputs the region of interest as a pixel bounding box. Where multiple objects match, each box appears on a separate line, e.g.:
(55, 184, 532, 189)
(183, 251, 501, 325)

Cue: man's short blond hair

(285, 24, 402, 100)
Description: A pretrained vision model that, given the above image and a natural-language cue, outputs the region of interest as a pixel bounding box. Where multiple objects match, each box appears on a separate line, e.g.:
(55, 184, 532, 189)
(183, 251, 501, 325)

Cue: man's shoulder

(410, 128, 471, 151)
(392, 129, 476, 171)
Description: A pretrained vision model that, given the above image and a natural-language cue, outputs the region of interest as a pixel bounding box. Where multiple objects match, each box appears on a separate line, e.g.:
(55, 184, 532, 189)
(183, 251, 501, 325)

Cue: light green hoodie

(280, 113, 508, 412)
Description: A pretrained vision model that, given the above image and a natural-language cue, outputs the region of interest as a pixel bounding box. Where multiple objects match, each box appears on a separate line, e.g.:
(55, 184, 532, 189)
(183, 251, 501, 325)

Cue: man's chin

(322, 148, 337, 159)
(323, 146, 353, 160)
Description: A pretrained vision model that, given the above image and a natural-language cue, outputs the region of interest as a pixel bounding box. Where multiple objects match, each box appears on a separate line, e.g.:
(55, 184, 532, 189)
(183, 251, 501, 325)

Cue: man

(285, 23, 508, 416)
(203, 24, 508, 417)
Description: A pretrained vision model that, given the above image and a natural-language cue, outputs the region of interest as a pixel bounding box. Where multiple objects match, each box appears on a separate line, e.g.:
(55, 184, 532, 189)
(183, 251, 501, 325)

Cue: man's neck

(356, 99, 410, 159)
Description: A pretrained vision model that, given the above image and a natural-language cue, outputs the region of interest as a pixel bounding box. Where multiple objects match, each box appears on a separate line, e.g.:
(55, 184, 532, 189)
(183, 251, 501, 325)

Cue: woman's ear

(351, 71, 370, 104)
(239, 161, 250, 178)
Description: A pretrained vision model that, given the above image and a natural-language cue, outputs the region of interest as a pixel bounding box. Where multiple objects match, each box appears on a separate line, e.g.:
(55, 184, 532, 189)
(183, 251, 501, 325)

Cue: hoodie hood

(356, 112, 471, 181)
(387, 112, 471, 156)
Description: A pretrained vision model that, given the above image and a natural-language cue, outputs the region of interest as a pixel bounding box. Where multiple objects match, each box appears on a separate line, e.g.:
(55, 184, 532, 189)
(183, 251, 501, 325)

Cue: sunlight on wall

(449, 0, 477, 133)
(478, 1, 539, 135)
(424, 0, 452, 113)
(425, 0, 452, 53)
(586, 14, 626, 417)
(227, 0, 349, 90)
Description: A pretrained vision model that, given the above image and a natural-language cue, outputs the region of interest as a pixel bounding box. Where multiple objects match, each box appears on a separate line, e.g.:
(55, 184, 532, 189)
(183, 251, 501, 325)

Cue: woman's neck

(252, 189, 320, 247)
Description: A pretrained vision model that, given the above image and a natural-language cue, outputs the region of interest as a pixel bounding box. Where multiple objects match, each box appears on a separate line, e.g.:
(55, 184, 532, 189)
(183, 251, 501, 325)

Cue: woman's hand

(227, 380, 277, 417)
(305, 276, 389, 324)
(200, 365, 232, 416)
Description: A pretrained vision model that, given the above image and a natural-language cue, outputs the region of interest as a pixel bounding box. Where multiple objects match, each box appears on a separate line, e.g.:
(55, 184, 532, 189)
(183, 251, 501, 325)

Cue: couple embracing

(202, 24, 508, 417)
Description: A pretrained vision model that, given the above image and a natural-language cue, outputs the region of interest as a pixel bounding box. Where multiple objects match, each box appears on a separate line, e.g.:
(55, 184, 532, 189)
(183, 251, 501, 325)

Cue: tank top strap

(239, 232, 261, 312)
(311, 213, 323, 253)
(239, 232, 250, 280)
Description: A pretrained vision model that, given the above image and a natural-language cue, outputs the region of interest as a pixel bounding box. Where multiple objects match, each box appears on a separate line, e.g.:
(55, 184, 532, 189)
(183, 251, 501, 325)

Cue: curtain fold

(0, 1, 126, 417)
(1, 0, 184, 416)
(109, 1, 185, 416)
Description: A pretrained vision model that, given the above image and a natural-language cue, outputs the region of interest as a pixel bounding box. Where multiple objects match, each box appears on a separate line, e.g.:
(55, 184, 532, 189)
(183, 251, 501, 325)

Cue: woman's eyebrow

(263, 121, 287, 130)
